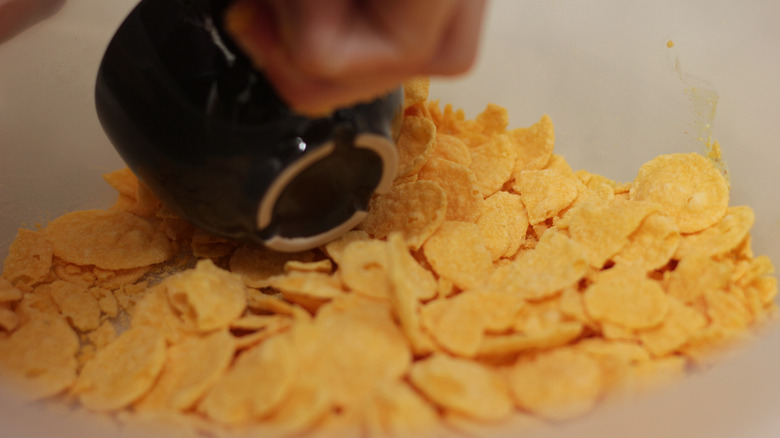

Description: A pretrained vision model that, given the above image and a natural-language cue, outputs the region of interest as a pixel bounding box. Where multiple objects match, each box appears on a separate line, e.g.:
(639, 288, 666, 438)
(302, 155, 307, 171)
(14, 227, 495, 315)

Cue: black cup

(95, 0, 402, 251)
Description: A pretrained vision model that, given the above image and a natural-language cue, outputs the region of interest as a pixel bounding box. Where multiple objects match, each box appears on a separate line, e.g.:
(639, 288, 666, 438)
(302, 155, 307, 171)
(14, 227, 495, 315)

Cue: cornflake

(418, 157, 483, 223)
(165, 259, 247, 332)
(0, 315, 79, 400)
(0, 78, 776, 437)
(358, 180, 447, 249)
(409, 353, 513, 421)
(508, 348, 603, 421)
(630, 153, 729, 233)
(584, 266, 669, 330)
(514, 169, 581, 225)
(2, 228, 53, 290)
(44, 209, 174, 270)
(199, 331, 295, 425)
(423, 221, 493, 290)
(73, 326, 166, 412)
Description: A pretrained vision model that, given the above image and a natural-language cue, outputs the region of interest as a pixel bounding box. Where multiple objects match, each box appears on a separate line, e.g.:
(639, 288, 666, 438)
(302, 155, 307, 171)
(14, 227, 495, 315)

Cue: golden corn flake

(45, 280, 101, 332)
(102, 166, 138, 199)
(95, 265, 151, 290)
(52, 260, 96, 288)
(564, 198, 659, 269)
(617, 356, 687, 397)
(476, 191, 529, 260)
(665, 253, 731, 305)
(638, 297, 707, 357)
(509, 114, 555, 174)
(103, 167, 162, 218)
(477, 322, 584, 360)
(359, 180, 447, 250)
(89, 287, 119, 318)
(235, 384, 331, 438)
(284, 258, 333, 274)
(575, 338, 651, 364)
(131, 285, 188, 344)
(322, 230, 370, 265)
(574, 339, 651, 396)
(338, 239, 391, 299)
(86, 320, 117, 351)
(288, 297, 410, 409)
(165, 259, 247, 332)
(514, 169, 581, 225)
(704, 289, 752, 330)
(403, 77, 430, 109)
(244, 289, 310, 321)
(433, 133, 472, 167)
(199, 332, 294, 425)
(675, 205, 755, 259)
(0, 306, 18, 332)
(476, 289, 528, 334)
(678, 325, 753, 367)
(630, 153, 729, 233)
(397, 115, 436, 178)
(134, 330, 235, 413)
(387, 233, 437, 302)
(230, 315, 293, 351)
(190, 228, 238, 259)
(0, 315, 79, 400)
(511, 297, 567, 333)
(469, 134, 517, 197)
(2, 228, 53, 289)
(74, 326, 166, 412)
(15, 283, 61, 325)
(600, 321, 637, 342)
(614, 212, 680, 270)
(366, 380, 442, 438)
(584, 266, 669, 330)
(306, 407, 364, 438)
(269, 271, 344, 313)
(387, 234, 436, 356)
(0, 278, 23, 303)
(409, 353, 513, 421)
(476, 103, 510, 136)
(576, 170, 628, 200)
(508, 348, 603, 421)
(44, 209, 174, 270)
(421, 292, 487, 357)
(493, 232, 588, 301)
(229, 243, 314, 288)
(230, 314, 288, 332)
(423, 221, 493, 290)
(426, 101, 465, 136)
(558, 287, 598, 329)
(418, 157, 483, 223)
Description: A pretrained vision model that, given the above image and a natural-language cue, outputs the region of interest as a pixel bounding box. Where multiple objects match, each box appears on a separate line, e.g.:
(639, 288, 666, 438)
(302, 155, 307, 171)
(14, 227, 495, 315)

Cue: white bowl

(1, 0, 779, 437)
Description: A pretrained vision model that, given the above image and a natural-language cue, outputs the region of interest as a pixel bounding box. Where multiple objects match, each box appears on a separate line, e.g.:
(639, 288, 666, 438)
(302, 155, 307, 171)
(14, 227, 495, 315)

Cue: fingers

(225, 0, 488, 114)
(421, 0, 489, 76)
(0, 0, 67, 44)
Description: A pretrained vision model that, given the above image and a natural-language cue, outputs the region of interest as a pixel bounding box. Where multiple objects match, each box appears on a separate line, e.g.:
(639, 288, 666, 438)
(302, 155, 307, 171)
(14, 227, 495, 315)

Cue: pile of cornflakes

(1, 78, 777, 438)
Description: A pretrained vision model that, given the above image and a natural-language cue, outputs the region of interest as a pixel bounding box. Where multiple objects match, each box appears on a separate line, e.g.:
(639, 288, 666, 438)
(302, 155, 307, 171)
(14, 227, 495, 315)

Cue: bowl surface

(1, 0, 779, 437)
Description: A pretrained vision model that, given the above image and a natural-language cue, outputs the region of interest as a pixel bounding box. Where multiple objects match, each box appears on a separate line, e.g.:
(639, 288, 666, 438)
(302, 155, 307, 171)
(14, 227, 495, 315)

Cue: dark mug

(95, 0, 403, 252)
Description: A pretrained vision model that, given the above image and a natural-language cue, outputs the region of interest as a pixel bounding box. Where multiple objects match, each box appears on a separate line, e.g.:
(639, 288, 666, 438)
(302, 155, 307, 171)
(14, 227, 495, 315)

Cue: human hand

(0, 0, 66, 44)
(225, 0, 488, 114)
